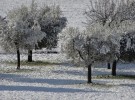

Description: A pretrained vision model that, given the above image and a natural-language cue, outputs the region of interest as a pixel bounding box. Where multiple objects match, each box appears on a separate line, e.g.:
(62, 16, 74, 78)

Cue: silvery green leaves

(0, 1, 47, 52)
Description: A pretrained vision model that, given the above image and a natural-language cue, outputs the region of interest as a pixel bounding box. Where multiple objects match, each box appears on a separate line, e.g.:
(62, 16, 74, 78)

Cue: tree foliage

(64, 0, 135, 82)
(37, 5, 67, 49)
(0, 4, 46, 52)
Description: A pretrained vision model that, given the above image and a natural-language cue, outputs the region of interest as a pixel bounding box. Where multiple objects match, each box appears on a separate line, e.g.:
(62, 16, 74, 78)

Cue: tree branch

(76, 49, 85, 61)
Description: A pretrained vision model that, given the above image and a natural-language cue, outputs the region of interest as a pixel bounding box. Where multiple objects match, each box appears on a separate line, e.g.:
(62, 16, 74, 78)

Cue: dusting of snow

(0, 0, 135, 100)
(0, 53, 135, 100)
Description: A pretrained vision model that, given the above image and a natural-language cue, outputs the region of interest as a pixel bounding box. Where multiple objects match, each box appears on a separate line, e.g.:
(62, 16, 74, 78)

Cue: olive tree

(120, 31, 135, 62)
(37, 5, 67, 50)
(85, 0, 135, 76)
(61, 27, 81, 65)
(27, 2, 67, 61)
(64, 24, 114, 83)
(0, 5, 45, 69)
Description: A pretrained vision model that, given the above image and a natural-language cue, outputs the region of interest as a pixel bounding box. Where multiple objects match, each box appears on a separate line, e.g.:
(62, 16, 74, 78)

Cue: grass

(87, 82, 114, 88)
(6, 68, 36, 73)
(95, 74, 135, 80)
(1, 60, 65, 73)
(5, 60, 58, 66)
(0, 68, 36, 73)
(77, 82, 113, 88)
(0, 60, 57, 73)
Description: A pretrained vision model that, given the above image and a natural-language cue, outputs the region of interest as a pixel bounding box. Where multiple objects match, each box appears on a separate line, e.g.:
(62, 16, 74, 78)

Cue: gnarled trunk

(28, 50, 32, 62)
(112, 60, 117, 76)
(16, 49, 20, 70)
(88, 64, 92, 83)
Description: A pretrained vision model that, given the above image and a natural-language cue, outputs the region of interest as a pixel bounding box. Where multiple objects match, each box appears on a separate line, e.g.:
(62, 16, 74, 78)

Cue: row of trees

(0, 0, 67, 69)
(1, 0, 135, 84)
(63, 0, 135, 83)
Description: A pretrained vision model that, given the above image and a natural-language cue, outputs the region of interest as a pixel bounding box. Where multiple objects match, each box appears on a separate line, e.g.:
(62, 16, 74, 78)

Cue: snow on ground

(0, 53, 135, 100)
(0, 0, 135, 100)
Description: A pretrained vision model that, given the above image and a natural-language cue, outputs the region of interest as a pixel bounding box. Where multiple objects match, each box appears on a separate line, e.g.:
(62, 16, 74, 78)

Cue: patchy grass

(78, 82, 113, 88)
(0, 68, 36, 73)
(95, 75, 135, 80)
(4, 60, 58, 66)
(90, 82, 113, 88)
(6, 68, 36, 73)
(77, 80, 114, 88)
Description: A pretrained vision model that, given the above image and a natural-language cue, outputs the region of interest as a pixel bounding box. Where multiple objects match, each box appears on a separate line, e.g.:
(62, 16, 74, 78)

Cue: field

(0, 53, 134, 100)
(0, 0, 135, 100)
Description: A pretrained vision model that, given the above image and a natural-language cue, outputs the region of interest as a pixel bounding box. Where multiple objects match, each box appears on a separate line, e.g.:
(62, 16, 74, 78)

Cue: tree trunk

(28, 50, 32, 62)
(112, 60, 117, 76)
(17, 49, 20, 70)
(88, 64, 92, 83)
(107, 63, 111, 69)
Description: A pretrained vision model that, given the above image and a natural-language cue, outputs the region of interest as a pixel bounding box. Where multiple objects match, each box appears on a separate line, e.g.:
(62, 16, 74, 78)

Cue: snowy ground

(0, 0, 135, 100)
(0, 53, 135, 100)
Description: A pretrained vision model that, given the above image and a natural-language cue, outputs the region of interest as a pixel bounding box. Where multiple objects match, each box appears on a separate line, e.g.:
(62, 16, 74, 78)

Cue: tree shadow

(117, 63, 135, 70)
(92, 70, 111, 76)
(120, 84, 135, 88)
(16, 78, 85, 85)
(0, 73, 114, 93)
(52, 70, 86, 76)
(0, 73, 85, 85)
(0, 85, 91, 93)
